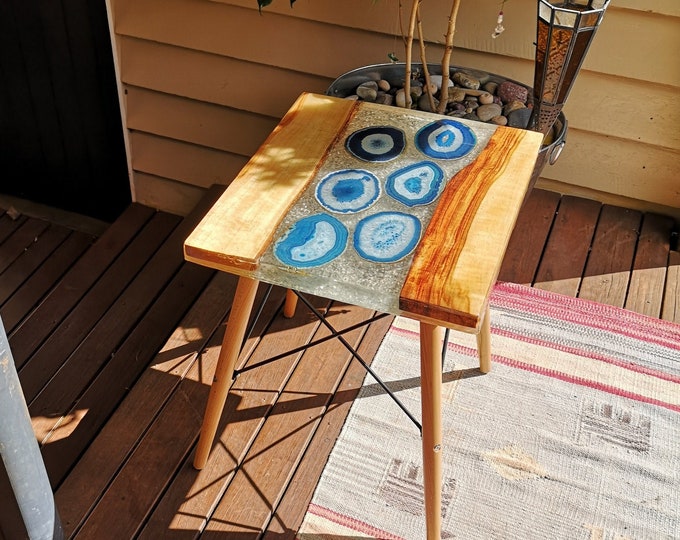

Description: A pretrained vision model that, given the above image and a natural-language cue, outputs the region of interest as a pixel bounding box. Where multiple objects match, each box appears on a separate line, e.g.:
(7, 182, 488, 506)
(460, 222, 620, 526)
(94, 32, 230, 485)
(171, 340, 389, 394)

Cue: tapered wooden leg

(283, 289, 298, 319)
(476, 304, 491, 373)
(420, 323, 443, 540)
(193, 276, 260, 470)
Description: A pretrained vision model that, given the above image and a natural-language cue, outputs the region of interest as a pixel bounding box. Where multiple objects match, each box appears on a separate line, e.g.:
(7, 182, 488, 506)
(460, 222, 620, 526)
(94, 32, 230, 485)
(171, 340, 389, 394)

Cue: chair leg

(283, 289, 298, 319)
(476, 304, 491, 373)
(193, 276, 260, 470)
(420, 323, 443, 540)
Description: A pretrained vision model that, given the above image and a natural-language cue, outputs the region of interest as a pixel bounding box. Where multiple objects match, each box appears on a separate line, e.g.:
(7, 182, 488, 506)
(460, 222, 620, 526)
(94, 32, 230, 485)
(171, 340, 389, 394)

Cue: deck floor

(0, 186, 678, 539)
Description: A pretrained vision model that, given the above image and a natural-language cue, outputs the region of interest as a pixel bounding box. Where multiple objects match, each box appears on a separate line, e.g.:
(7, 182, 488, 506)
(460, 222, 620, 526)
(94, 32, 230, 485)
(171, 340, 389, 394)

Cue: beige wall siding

(109, 0, 679, 215)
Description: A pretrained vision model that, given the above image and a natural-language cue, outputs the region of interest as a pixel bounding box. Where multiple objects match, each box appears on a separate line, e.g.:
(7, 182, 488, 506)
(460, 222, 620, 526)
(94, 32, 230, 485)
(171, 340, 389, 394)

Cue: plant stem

(404, 0, 421, 108)
(437, 0, 461, 114)
(416, 7, 437, 112)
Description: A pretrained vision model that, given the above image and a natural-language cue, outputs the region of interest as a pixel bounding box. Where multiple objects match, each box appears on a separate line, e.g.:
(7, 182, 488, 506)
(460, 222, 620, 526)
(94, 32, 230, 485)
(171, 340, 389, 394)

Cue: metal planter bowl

(327, 63, 567, 189)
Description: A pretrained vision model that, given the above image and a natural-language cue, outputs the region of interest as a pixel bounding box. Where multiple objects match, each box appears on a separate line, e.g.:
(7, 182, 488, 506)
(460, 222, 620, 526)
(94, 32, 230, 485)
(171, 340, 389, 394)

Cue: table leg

(420, 323, 443, 540)
(476, 303, 491, 373)
(283, 289, 298, 319)
(193, 276, 260, 470)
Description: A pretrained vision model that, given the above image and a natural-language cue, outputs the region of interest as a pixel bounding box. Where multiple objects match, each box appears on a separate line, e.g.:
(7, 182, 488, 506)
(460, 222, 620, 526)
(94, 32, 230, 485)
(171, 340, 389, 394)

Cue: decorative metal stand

(530, 0, 612, 135)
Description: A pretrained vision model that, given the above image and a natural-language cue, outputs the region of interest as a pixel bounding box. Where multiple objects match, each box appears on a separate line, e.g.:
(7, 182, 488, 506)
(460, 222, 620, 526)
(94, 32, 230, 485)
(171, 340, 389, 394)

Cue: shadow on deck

(0, 185, 677, 538)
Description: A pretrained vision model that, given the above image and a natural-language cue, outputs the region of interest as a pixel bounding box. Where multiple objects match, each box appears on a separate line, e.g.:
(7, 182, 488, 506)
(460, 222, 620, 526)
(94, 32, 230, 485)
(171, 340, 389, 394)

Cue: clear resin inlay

(259, 103, 496, 314)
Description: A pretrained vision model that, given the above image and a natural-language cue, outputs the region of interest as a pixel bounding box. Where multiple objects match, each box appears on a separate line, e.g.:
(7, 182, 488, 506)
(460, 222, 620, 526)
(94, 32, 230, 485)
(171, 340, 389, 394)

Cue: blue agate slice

(274, 214, 348, 268)
(315, 169, 381, 214)
(415, 119, 476, 159)
(354, 212, 421, 263)
(385, 161, 445, 207)
(345, 126, 405, 162)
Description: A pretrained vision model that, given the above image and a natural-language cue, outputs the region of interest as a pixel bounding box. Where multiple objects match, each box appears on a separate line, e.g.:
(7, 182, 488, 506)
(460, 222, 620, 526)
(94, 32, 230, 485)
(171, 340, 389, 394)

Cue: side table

(184, 92, 542, 538)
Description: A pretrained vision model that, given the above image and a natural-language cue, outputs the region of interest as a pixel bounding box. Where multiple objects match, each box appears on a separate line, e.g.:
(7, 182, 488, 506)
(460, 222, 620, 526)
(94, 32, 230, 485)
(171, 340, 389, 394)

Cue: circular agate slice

(415, 119, 476, 159)
(354, 212, 421, 263)
(385, 161, 445, 207)
(274, 214, 348, 268)
(345, 126, 405, 162)
(315, 169, 381, 214)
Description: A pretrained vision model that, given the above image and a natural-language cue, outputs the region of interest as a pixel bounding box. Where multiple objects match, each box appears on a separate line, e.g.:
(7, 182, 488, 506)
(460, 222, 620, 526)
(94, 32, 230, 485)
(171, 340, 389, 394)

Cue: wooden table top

(184, 93, 543, 332)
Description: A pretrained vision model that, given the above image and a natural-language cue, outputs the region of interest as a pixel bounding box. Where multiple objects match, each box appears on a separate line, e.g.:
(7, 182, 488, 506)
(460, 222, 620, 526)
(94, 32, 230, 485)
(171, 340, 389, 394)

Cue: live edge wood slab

(184, 92, 543, 333)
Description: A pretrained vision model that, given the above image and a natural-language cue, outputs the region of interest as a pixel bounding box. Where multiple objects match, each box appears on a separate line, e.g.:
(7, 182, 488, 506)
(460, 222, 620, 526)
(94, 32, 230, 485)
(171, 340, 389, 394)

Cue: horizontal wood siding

(109, 0, 680, 215)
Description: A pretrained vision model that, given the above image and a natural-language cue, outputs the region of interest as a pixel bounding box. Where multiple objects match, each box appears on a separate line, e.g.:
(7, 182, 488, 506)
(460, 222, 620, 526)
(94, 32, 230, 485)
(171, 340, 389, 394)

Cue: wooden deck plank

(41, 262, 216, 488)
(54, 271, 239, 537)
(262, 312, 395, 537)
(7, 203, 155, 366)
(498, 188, 560, 285)
(0, 224, 70, 305)
(662, 250, 680, 323)
(0, 216, 50, 274)
(578, 205, 642, 308)
(203, 303, 382, 536)
(18, 211, 180, 399)
(625, 213, 675, 317)
(78, 287, 311, 539)
(30, 188, 227, 480)
(0, 211, 28, 244)
(2, 188, 678, 539)
(533, 195, 602, 296)
(135, 290, 328, 539)
(0, 230, 94, 333)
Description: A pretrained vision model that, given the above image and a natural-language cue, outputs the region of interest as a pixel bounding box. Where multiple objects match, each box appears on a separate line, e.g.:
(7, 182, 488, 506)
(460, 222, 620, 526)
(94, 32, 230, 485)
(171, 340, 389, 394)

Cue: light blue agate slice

(415, 119, 476, 159)
(354, 212, 421, 263)
(274, 214, 348, 268)
(315, 169, 381, 214)
(345, 126, 405, 162)
(385, 161, 445, 207)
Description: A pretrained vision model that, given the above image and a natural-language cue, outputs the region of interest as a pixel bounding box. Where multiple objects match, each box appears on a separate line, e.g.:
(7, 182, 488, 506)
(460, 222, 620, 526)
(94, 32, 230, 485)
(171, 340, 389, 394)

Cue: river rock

(378, 79, 391, 92)
(447, 88, 467, 103)
(498, 80, 528, 104)
(479, 92, 494, 105)
(418, 93, 439, 112)
(491, 115, 508, 126)
(452, 71, 480, 90)
(483, 81, 499, 95)
(356, 81, 378, 101)
(429, 75, 453, 91)
(375, 93, 394, 106)
(503, 100, 527, 116)
(477, 103, 502, 122)
(507, 107, 532, 129)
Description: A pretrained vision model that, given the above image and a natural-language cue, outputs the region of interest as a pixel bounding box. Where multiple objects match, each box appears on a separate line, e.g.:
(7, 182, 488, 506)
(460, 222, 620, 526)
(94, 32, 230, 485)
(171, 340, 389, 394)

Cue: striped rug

(298, 282, 680, 539)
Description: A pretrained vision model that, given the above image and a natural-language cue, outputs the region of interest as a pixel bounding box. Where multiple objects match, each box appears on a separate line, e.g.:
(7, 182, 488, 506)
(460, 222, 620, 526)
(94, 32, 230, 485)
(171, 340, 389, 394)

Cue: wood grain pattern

(184, 93, 356, 273)
(399, 126, 543, 329)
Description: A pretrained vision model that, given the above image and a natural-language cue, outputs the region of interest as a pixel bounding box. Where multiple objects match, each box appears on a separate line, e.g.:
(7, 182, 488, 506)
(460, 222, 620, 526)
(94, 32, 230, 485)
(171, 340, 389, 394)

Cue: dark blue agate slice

(385, 161, 445, 207)
(353, 212, 421, 263)
(274, 214, 348, 268)
(315, 169, 381, 214)
(415, 119, 476, 159)
(345, 126, 405, 162)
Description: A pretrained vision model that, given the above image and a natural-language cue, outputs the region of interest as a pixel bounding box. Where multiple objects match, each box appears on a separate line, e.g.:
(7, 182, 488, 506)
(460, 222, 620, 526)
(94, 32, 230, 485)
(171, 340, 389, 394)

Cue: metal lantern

(530, 0, 611, 134)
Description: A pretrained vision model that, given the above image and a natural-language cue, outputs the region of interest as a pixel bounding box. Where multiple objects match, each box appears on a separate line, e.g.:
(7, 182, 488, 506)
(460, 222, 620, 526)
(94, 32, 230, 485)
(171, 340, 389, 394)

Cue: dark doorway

(0, 0, 130, 223)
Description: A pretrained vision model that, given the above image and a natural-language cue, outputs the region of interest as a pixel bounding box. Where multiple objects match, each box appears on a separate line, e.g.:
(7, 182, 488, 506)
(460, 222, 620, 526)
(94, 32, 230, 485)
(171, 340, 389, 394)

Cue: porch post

(0, 317, 63, 540)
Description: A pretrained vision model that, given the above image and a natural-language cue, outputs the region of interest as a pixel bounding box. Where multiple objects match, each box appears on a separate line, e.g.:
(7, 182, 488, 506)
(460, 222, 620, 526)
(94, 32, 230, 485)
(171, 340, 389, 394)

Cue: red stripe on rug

(492, 282, 680, 351)
(389, 326, 679, 412)
(306, 503, 406, 539)
(492, 327, 680, 385)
